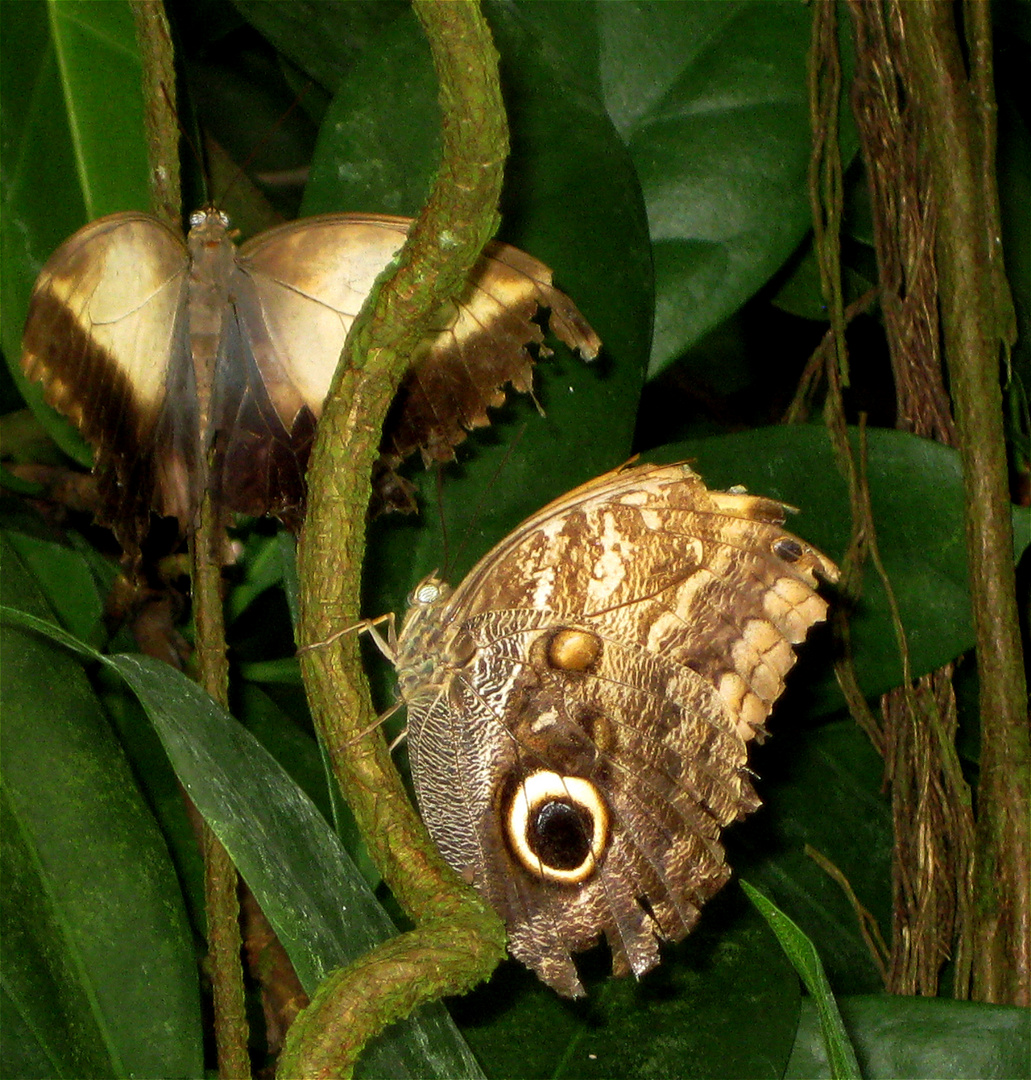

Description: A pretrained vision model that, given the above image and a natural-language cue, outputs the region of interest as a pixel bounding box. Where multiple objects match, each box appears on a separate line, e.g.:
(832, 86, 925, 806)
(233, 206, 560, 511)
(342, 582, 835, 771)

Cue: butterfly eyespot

(546, 628, 602, 672)
(773, 537, 804, 563)
(505, 770, 609, 884)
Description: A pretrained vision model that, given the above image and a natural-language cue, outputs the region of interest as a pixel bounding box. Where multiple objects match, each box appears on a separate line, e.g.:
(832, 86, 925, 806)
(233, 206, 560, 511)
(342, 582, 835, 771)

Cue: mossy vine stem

(287, 3, 510, 1075)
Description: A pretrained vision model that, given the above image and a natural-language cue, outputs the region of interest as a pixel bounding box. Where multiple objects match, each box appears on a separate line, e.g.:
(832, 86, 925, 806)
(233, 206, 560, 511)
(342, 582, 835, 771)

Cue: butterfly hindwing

(397, 462, 838, 996)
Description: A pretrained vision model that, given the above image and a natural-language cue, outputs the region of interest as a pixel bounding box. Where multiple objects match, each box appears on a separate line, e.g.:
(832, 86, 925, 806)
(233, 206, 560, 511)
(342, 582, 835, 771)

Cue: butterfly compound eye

(408, 579, 445, 606)
(505, 770, 610, 884)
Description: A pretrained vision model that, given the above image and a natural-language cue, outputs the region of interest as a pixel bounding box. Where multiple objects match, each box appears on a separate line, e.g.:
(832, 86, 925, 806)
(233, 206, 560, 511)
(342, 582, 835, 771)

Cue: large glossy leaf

(1, 789, 117, 1080)
(661, 425, 1018, 706)
(287, 4, 652, 624)
(1, 604, 483, 1080)
(0, 538, 203, 1080)
(230, 0, 408, 96)
(786, 996, 1031, 1080)
(2, 530, 113, 648)
(0, 0, 147, 465)
(510, 0, 849, 376)
(729, 718, 893, 996)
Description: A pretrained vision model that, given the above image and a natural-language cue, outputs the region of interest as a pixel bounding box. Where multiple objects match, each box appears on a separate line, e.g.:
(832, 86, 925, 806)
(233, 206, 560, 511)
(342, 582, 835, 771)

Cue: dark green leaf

(304, 5, 652, 621)
(453, 888, 800, 1080)
(786, 995, 1031, 1080)
(1, 605, 482, 1080)
(231, 0, 408, 95)
(744, 883, 861, 1080)
(2, 529, 112, 648)
(661, 426, 995, 704)
(0, 0, 148, 466)
(730, 718, 893, 996)
(514, 0, 851, 376)
(0, 540, 203, 1080)
(1, 789, 116, 1080)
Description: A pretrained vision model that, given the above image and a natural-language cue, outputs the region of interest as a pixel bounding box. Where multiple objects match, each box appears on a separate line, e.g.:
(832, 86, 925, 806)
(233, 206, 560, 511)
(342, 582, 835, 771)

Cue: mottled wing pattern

(398, 462, 838, 996)
(20, 213, 196, 546)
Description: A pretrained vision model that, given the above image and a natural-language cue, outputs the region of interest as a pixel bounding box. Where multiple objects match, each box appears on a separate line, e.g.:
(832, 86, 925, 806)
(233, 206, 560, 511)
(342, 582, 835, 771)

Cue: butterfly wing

(230, 214, 601, 504)
(20, 212, 197, 543)
(206, 215, 405, 522)
(400, 462, 838, 995)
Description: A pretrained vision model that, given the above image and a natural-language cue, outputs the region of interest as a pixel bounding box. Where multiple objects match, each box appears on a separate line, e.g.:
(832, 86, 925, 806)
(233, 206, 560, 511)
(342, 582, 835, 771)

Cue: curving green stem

(286, 3, 510, 1076)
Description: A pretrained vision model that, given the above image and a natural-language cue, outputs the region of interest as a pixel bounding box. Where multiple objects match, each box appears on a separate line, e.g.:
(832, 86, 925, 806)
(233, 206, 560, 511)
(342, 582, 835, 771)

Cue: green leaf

(452, 888, 800, 1080)
(231, 0, 408, 96)
(0, 539, 203, 1080)
(730, 718, 893, 996)
(662, 426, 993, 705)
(1, 605, 482, 1080)
(1, 0, 149, 466)
(1, 789, 116, 1080)
(300, 4, 652, 626)
(785, 995, 1031, 1080)
(744, 882, 862, 1080)
(512, 0, 853, 376)
(2, 529, 112, 648)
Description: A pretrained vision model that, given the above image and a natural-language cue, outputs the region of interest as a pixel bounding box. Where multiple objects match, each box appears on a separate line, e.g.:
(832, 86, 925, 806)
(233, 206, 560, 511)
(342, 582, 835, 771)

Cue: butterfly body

(395, 461, 838, 996)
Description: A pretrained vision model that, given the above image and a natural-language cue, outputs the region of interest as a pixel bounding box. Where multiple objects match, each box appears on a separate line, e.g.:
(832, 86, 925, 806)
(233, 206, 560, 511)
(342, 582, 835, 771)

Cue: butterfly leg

(297, 612, 397, 661)
(345, 698, 405, 745)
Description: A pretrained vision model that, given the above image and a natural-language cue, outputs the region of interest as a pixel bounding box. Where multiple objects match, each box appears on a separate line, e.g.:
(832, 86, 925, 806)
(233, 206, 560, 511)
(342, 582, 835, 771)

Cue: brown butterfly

(385, 460, 838, 996)
(20, 209, 600, 551)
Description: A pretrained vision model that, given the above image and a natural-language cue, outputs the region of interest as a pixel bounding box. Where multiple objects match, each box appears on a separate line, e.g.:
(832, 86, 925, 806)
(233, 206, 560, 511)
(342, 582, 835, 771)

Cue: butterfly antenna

(435, 463, 451, 575)
(217, 80, 316, 211)
(157, 81, 214, 209)
(446, 424, 527, 577)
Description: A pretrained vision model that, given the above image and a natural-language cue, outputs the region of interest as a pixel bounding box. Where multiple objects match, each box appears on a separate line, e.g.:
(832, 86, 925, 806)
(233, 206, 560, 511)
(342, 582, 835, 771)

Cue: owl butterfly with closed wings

(20, 209, 599, 552)
(390, 461, 838, 997)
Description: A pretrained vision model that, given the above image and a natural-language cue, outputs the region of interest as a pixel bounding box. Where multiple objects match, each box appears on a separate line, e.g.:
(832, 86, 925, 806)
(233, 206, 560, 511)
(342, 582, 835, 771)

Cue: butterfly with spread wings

(21, 208, 600, 552)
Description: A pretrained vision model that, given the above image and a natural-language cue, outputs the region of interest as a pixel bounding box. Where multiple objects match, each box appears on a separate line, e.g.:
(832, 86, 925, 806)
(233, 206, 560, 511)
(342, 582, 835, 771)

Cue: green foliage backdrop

(1, 1, 1028, 1077)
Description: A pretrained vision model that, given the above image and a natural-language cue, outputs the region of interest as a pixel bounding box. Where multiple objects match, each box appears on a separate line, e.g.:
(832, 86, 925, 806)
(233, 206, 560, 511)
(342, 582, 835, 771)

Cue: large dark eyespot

(505, 771, 609, 884)
(530, 801, 593, 870)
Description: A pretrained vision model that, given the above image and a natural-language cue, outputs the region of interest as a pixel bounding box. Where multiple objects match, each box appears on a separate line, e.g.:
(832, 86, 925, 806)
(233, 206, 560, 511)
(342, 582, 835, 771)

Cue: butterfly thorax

(393, 576, 458, 705)
(185, 209, 237, 438)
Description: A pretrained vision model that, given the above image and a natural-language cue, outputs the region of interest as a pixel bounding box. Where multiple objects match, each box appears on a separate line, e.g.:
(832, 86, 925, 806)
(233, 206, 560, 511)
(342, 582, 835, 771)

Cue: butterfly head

(187, 207, 236, 251)
(406, 575, 451, 608)
(189, 207, 230, 230)
(393, 574, 455, 693)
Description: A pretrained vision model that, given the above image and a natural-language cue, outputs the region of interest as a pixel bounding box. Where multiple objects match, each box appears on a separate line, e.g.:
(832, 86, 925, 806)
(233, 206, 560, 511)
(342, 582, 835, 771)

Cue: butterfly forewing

(396, 461, 838, 996)
(21, 213, 197, 539)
